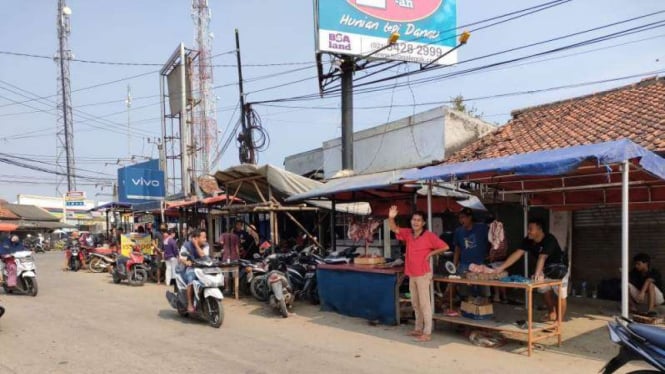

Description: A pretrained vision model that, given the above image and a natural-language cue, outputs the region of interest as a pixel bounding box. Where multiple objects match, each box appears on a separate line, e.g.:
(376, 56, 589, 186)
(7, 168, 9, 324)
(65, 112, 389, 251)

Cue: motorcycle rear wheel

(112, 271, 122, 284)
(250, 276, 269, 302)
(204, 297, 224, 328)
(279, 299, 289, 318)
(88, 257, 105, 273)
(129, 268, 147, 287)
(0, 306, 4, 318)
(25, 277, 38, 297)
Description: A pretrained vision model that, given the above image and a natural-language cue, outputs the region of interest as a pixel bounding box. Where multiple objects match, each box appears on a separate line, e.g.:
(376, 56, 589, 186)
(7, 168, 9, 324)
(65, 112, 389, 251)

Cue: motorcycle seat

(629, 323, 665, 349)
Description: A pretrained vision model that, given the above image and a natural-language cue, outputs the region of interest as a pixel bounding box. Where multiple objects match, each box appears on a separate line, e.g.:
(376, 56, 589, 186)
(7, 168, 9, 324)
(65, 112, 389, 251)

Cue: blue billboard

(118, 160, 165, 203)
(316, 0, 457, 65)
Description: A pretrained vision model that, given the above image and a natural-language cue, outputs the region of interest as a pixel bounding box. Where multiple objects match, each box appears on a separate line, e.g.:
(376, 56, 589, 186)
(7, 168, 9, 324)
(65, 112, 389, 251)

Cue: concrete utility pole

(235, 29, 255, 164)
(55, 0, 76, 194)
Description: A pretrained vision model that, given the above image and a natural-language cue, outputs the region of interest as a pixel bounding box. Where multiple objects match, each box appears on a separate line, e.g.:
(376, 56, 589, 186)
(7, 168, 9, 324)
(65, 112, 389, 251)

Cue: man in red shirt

(389, 205, 449, 342)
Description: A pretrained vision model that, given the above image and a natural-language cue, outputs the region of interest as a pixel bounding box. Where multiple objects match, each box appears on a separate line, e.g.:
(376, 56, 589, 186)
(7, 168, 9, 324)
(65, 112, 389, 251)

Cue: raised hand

(388, 205, 398, 219)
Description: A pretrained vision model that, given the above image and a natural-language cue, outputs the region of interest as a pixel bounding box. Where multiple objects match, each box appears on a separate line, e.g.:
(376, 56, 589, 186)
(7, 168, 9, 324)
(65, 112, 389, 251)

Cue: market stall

(402, 139, 665, 320)
(288, 169, 476, 325)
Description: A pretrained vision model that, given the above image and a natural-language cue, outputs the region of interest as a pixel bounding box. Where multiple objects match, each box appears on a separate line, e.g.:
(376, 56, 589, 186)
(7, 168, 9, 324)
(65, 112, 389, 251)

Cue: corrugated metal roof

(6, 204, 60, 221)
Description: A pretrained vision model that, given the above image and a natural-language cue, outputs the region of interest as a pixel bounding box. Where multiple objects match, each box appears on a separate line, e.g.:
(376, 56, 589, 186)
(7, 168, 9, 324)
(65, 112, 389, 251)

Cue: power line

(253, 68, 665, 112)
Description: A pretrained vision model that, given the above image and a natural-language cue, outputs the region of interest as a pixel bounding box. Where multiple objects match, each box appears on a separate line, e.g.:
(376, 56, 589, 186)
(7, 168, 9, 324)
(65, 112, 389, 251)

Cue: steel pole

(341, 57, 354, 170)
(621, 161, 630, 317)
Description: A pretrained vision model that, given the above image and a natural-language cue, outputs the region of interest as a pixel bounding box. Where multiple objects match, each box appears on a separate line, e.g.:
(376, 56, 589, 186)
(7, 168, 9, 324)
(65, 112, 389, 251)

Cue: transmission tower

(191, 0, 218, 175)
(55, 0, 76, 194)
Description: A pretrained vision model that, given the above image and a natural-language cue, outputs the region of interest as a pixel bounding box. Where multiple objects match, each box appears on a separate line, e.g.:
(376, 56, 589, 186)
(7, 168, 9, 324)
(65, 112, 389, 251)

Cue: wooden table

(433, 277, 563, 356)
(218, 265, 240, 300)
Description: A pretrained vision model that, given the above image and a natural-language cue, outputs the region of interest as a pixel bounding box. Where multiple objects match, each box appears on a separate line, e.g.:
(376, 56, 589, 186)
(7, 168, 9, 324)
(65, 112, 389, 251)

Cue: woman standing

(388, 205, 449, 342)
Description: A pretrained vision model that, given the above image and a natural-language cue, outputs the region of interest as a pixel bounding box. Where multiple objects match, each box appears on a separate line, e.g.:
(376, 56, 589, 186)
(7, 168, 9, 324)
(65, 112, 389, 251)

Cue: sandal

(407, 330, 423, 337)
(413, 334, 432, 342)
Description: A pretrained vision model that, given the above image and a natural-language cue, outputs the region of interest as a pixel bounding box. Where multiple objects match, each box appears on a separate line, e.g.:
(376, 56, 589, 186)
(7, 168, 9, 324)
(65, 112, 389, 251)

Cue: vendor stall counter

(317, 263, 405, 325)
(433, 277, 563, 356)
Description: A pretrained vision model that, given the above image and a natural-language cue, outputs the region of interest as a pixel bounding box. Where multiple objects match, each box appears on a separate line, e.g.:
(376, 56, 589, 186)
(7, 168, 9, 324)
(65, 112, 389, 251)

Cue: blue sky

(1, 0, 663, 202)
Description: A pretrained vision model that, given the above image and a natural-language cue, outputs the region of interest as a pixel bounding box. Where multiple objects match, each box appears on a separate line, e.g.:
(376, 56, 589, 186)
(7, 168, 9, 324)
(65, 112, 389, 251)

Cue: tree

(450, 95, 483, 118)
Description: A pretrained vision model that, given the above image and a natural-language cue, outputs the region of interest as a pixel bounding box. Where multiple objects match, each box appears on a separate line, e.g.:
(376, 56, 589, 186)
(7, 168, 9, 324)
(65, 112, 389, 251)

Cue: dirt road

(0, 253, 641, 373)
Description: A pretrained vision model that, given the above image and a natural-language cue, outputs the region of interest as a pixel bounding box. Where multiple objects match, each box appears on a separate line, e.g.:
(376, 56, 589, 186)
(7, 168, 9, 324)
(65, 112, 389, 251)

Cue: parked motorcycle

(165, 257, 225, 328)
(88, 252, 116, 273)
(250, 253, 292, 302)
(267, 269, 293, 318)
(111, 250, 148, 286)
(601, 316, 665, 373)
(239, 255, 267, 296)
(1, 251, 38, 296)
(297, 253, 324, 304)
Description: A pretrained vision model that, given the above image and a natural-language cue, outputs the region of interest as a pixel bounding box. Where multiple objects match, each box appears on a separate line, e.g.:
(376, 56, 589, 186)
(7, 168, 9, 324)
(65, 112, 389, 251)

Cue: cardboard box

(461, 301, 494, 320)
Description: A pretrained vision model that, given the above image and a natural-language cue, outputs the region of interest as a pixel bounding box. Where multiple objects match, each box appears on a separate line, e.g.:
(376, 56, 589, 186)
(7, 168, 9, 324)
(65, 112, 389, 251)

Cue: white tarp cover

(213, 164, 370, 215)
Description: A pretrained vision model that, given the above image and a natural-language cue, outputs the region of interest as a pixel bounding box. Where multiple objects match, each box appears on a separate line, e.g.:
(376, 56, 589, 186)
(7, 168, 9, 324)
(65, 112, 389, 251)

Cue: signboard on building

(118, 159, 165, 203)
(315, 0, 457, 65)
(65, 191, 86, 207)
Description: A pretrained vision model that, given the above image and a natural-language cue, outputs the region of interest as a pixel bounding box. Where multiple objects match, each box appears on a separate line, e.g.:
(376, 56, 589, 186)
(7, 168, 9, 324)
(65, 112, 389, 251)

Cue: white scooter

(2, 251, 38, 296)
(166, 257, 224, 328)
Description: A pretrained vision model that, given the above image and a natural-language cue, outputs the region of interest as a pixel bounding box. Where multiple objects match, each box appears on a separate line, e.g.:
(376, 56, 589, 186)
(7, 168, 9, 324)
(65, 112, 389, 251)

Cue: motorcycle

(88, 252, 117, 273)
(250, 253, 291, 302)
(1, 251, 38, 296)
(111, 250, 148, 286)
(601, 316, 665, 373)
(297, 253, 324, 304)
(166, 257, 225, 328)
(268, 269, 293, 318)
(68, 243, 85, 272)
(239, 255, 267, 296)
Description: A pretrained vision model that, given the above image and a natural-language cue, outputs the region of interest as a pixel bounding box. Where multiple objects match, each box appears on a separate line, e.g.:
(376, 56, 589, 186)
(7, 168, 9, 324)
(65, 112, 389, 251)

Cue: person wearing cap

(453, 207, 490, 297)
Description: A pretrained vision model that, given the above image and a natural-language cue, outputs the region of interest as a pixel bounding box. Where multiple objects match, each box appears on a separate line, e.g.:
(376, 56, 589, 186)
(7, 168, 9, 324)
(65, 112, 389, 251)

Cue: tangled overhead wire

(237, 105, 270, 164)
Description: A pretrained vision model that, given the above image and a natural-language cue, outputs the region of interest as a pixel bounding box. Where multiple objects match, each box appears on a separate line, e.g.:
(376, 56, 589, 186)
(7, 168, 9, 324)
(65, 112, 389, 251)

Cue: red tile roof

(0, 205, 18, 220)
(447, 76, 665, 163)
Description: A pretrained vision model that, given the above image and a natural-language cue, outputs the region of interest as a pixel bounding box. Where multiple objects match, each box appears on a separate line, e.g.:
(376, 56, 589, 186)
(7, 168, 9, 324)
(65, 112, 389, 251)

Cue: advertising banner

(316, 0, 457, 65)
(120, 233, 154, 257)
(118, 159, 165, 203)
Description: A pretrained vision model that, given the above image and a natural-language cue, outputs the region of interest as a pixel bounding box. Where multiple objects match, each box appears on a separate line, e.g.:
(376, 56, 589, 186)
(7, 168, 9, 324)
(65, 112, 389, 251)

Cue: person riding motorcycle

(178, 229, 208, 313)
(63, 231, 86, 271)
(1, 235, 24, 284)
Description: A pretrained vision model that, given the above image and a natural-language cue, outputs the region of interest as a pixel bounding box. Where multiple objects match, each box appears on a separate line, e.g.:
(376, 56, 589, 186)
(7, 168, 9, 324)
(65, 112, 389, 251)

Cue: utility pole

(235, 29, 255, 164)
(55, 0, 76, 194)
(340, 56, 355, 170)
(126, 84, 132, 161)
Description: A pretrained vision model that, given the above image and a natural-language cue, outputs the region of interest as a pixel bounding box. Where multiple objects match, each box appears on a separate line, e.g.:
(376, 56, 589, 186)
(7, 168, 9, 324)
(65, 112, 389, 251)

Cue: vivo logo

(131, 177, 160, 187)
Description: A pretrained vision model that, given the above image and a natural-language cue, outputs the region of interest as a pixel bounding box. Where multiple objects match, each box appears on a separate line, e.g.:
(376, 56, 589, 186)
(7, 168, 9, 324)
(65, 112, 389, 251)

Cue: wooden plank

(432, 314, 552, 334)
(434, 277, 561, 289)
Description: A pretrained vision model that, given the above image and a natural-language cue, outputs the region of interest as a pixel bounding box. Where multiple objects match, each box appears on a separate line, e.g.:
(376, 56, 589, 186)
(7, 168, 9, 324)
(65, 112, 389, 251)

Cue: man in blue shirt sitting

(453, 208, 490, 298)
(179, 229, 208, 313)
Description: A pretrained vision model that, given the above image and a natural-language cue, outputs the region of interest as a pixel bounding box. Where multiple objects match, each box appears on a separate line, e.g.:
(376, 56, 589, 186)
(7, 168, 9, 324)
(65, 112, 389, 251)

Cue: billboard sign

(316, 0, 457, 65)
(118, 160, 165, 203)
(65, 191, 86, 207)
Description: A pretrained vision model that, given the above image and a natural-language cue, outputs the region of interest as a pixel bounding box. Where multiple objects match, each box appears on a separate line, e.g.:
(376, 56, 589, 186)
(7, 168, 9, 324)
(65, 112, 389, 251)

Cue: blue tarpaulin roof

(402, 139, 665, 182)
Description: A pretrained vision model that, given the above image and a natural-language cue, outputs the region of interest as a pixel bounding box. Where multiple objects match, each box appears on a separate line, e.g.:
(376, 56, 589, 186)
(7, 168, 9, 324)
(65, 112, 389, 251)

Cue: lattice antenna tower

(191, 0, 218, 175)
(55, 0, 76, 194)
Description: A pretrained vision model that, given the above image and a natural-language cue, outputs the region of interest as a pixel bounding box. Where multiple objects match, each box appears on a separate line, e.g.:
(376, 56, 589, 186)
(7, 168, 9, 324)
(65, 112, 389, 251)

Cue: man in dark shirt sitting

(629, 253, 664, 316)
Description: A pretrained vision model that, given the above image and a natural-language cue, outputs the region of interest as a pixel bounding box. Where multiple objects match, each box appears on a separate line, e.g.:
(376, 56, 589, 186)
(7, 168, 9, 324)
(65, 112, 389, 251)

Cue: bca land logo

(350, 0, 442, 22)
(328, 33, 352, 50)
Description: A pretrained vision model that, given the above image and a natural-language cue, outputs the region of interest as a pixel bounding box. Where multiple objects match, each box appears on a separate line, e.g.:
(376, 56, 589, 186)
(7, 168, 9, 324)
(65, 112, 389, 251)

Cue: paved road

(0, 252, 636, 374)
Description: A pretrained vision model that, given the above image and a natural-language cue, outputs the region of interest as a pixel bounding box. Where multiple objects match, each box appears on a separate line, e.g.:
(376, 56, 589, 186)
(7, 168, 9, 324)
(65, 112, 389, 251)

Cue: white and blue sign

(316, 0, 457, 65)
(118, 159, 165, 203)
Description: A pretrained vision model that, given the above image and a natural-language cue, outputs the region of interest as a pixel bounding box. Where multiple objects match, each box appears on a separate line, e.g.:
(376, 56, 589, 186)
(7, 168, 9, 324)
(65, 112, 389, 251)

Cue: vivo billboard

(315, 0, 457, 65)
(118, 160, 165, 203)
